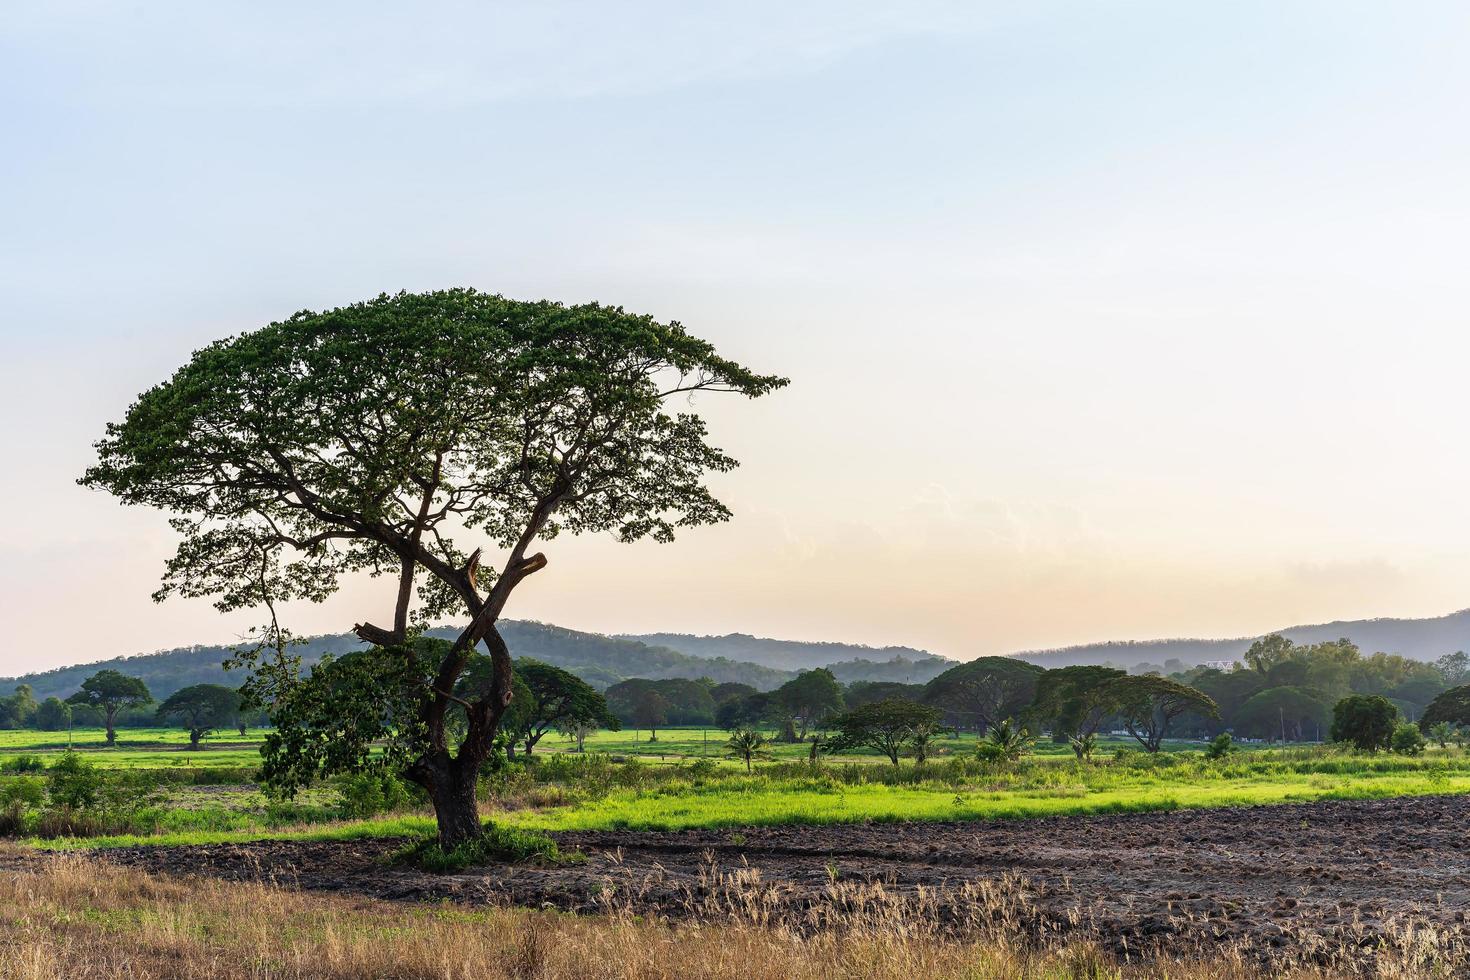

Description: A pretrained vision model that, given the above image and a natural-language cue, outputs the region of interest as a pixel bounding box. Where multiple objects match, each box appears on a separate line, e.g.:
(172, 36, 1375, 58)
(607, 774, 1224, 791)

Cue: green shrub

(685, 758, 719, 779)
(0, 801, 27, 836)
(1204, 733, 1236, 760)
(1391, 723, 1427, 756)
(46, 752, 101, 809)
(3, 755, 45, 774)
(978, 719, 1035, 765)
(333, 771, 412, 819)
(396, 824, 576, 872)
(0, 775, 45, 808)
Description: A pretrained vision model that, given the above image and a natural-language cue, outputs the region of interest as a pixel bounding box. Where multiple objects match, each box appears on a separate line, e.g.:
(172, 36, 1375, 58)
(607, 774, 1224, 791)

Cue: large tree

(156, 683, 240, 748)
(80, 290, 785, 847)
(922, 657, 1044, 733)
(66, 670, 152, 746)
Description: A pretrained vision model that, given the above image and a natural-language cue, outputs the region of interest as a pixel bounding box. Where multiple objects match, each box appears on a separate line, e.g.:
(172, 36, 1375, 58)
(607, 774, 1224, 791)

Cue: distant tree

(1330, 694, 1397, 752)
(1104, 675, 1217, 753)
(773, 668, 843, 741)
(34, 697, 71, 732)
(66, 670, 152, 746)
(1418, 685, 1470, 732)
(1390, 722, 1427, 756)
(606, 678, 714, 727)
(725, 729, 772, 772)
(559, 720, 599, 753)
(1435, 651, 1470, 686)
(1186, 668, 1267, 736)
(0, 685, 39, 729)
(976, 717, 1035, 765)
(1426, 721, 1455, 749)
(908, 717, 955, 764)
(1243, 634, 1295, 675)
(628, 690, 670, 742)
(843, 680, 926, 708)
(709, 682, 758, 706)
(1028, 665, 1125, 742)
(156, 684, 240, 749)
(506, 660, 616, 756)
(923, 657, 1044, 733)
(826, 698, 943, 765)
(1233, 686, 1329, 743)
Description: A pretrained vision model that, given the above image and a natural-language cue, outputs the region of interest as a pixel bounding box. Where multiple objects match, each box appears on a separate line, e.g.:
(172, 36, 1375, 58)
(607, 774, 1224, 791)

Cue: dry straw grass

(0, 849, 1457, 980)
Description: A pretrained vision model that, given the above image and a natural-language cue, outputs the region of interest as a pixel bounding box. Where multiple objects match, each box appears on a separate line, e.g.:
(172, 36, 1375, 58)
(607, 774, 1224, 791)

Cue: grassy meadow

(7, 725, 1470, 849)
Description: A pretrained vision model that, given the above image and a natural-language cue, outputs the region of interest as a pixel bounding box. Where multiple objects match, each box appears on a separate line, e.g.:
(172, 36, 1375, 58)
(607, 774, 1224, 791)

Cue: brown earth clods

(28, 795, 1470, 968)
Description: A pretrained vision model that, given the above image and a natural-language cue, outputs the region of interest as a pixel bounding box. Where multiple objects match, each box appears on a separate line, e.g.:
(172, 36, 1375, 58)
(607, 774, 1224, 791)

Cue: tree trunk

(423, 759, 482, 849)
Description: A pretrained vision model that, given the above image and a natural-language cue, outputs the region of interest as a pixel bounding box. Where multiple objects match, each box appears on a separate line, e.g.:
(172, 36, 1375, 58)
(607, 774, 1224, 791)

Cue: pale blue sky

(5, 2, 1470, 671)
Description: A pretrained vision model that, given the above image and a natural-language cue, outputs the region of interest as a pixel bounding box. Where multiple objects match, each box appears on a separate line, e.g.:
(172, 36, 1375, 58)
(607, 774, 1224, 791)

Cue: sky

(4, 1, 1470, 674)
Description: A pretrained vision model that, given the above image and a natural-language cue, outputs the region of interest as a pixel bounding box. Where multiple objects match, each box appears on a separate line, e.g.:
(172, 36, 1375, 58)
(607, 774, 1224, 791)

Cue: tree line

(623, 635, 1470, 763)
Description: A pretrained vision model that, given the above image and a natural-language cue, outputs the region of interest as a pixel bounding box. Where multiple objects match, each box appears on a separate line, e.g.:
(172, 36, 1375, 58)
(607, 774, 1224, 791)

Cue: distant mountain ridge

(621, 631, 945, 671)
(0, 621, 949, 702)
(8, 608, 1465, 704)
(1012, 608, 1470, 669)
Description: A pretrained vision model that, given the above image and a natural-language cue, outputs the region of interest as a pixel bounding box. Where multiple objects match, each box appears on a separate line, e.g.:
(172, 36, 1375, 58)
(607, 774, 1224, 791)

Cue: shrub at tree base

(395, 823, 575, 872)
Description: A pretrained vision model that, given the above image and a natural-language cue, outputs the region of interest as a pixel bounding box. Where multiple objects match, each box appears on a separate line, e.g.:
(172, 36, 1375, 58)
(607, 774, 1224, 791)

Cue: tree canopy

(1419, 684, 1470, 732)
(66, 670, 152, 745)
(772, 668, 843, 740)
(825, 697, 944, 765)
(1104, 675, 1217, 752)
(156, 683, 239, 748)
(504, 659, 616, 755)
(922, 657, 1044, 732)
(1330, 694, 1398, 751)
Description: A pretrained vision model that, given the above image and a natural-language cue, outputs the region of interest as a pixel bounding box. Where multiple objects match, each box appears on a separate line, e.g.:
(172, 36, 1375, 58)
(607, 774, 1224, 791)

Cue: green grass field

(0, 725, 1250, 770)
(10, 726, 1469, 849)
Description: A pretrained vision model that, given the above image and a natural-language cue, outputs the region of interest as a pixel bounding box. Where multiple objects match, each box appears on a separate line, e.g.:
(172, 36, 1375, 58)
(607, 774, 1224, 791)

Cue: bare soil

(32, 795, 1470, 968)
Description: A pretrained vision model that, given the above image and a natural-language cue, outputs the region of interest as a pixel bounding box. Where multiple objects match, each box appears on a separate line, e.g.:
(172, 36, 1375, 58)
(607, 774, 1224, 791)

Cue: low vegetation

(2, 847, 1464, 980)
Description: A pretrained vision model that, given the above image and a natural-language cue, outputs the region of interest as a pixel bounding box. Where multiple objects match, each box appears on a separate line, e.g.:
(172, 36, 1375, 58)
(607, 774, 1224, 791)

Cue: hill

(1013, 608, 1470, 670)
(621, 631, 946, 672)
(0, 622, 795, 702)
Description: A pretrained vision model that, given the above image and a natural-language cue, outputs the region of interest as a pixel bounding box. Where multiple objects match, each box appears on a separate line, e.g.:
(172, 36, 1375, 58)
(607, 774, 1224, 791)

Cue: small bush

(0, 801, 28, 836)
(0, 775, 45, 808)
(396, 823, 575, 872)
(3, 754, 45, 774)
(684, 758, 719, 779)
(33, 806, 113, 838)
(47, 752, 101, 809)
(1391, 723, 1427, 756)
(334, 771, 412, 819)
(1204, 733, 1236, 760)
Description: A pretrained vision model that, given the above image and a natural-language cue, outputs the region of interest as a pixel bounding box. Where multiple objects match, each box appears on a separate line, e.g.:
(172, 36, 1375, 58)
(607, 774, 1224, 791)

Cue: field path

(38, 794, 1470, 965)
